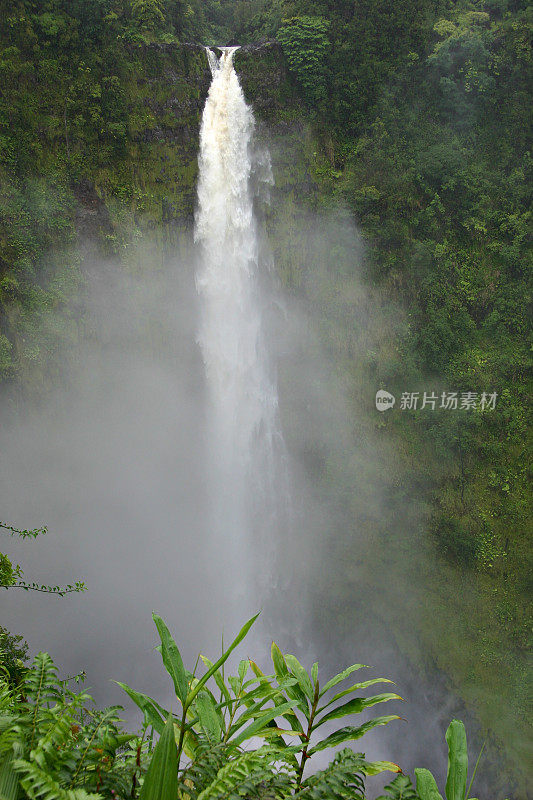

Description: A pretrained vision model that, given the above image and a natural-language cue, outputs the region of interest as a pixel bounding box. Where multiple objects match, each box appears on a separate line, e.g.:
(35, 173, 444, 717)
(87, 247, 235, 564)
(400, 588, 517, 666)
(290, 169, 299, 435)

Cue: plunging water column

(195, 47, 284, 601)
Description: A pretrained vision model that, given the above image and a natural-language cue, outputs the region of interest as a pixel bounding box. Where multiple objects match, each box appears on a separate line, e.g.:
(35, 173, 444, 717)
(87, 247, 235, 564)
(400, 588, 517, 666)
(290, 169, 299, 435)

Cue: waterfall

(195, 46, 285, 597)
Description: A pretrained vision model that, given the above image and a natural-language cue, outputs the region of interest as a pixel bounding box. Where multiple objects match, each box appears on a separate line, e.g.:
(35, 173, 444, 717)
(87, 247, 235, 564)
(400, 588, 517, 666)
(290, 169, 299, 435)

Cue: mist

(0, 89, 494, 800)
(0, 199, 483, 795)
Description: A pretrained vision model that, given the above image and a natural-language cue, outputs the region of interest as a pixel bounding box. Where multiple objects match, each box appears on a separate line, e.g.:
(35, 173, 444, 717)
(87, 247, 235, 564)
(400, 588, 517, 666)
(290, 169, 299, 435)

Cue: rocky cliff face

(91, 41, 303, 239)
(0, 36, 309, 385)
(95, 44, 210, 235)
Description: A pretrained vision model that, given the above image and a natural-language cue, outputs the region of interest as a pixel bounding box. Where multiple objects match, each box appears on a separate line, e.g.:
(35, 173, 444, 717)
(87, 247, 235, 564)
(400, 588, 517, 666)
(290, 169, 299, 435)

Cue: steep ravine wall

(0, 41, 310, 386)
(89, 42, 307, 241)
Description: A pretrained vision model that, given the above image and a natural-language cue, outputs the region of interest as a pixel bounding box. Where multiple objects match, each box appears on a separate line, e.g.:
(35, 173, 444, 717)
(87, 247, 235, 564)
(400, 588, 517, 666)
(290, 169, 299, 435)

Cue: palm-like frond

(14, 757, 102, 800)
(0, 661, 141, 800)
(294, 749, 367, 800)
(377, 774, 419, 800)
(25, 654, 61, 707)
(195, 746, 293, 800)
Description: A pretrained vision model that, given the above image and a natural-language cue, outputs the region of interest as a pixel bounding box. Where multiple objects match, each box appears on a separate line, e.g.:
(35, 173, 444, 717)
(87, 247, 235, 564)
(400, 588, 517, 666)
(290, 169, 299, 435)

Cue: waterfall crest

(195, 47, 285, 588)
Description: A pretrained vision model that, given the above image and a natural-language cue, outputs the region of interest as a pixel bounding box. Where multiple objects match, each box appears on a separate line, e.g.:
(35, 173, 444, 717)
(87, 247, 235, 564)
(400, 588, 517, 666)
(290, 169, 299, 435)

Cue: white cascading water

(195, 47, 284, 600)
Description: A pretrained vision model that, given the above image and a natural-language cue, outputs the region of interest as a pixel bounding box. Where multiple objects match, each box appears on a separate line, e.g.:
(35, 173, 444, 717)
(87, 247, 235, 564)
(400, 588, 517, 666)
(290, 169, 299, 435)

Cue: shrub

(121, 612, 402, 797)
(277, 16, 330, 106)
(432, 513, 479, 568)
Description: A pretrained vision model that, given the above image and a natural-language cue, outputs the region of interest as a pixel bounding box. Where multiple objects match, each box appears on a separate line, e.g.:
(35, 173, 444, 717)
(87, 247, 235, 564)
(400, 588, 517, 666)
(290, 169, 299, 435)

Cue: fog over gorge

(0, 65, 464, 791)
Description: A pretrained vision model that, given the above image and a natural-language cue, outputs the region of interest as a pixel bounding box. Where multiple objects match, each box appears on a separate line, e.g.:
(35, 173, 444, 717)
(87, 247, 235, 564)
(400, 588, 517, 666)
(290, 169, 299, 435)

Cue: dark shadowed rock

(72, 179, 113, 241)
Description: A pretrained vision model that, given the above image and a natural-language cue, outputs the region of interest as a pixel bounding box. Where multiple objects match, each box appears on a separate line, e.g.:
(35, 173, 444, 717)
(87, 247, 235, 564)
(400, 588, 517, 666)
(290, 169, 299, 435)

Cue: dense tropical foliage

(1, 613, 487, 799)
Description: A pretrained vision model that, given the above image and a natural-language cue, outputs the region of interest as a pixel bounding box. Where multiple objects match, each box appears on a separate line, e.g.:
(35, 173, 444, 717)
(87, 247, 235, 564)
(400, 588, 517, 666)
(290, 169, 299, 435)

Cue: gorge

(0, 4, 530, 797)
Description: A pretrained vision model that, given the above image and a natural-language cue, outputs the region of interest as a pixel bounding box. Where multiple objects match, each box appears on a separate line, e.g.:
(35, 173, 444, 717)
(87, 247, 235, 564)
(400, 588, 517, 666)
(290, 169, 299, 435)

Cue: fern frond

(0, 725, 22, 760)
(26, 654, 60, 707)
(31, 711, 77, 771)
(376, 774, 419, 800)
(295, 748, 366, 799)
(196, 746, 293, 800)
(0, 681, 14, 711)
(14, 758, 102, 800)
(68, 708, 118, 787)
(0, 746, 20, 800)
(26, 654, 61, 752)
(177, 738, 227, 798)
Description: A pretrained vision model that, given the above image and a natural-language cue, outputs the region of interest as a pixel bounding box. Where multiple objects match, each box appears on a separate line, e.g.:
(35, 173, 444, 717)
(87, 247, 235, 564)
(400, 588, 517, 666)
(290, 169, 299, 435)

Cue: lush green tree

(131, 0, 166, 31)
(277, 15, 330, 105)
(0, 626, 28, 687)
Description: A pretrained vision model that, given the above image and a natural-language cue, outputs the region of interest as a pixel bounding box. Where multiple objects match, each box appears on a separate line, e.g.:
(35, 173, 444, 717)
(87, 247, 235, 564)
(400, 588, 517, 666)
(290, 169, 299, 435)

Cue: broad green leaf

(271, 644, 309, 712)
(228, 700, 297, 747)
(195, 692, 222, 742)
(116, 682, 165, 734)
(308, 715, 400, 755)
(186, 614, 259, 708)
(238, 659, 248, 683)
(200, 656, 231, 703)
(249, 660, 264, 678)
(362, 760, 402, 776)
(318, 678, 395, 712)
(139, 713, 177, 800)
(415, 768, 444, 800)
(285, 654, 314, 701)
(196, 683, 225, 728)
(311, 662, 318, 686)
(445, 719, 468, 800)
(315, 692, 401, 728)
(271, 642, 289, 679)
(152, 613, 189, 705)
(319, 664, 368, 697)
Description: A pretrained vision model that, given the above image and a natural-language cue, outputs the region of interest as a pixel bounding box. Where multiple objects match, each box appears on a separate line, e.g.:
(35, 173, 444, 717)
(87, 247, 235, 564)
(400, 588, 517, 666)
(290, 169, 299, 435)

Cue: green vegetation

(0, 0, 530, 794)
(236, 1, 531, 791)
(0, 614, 486, 799)
(0, 522, 86, 597)
(378, 721, 485, 800)
(0, 521, 86, 688)
(120, 612, 401, 795)
(0, 651, 140, 798)
(415, 721, 480, 800)
(0, 626, 28, 687)
(277, 17, 330, 105)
